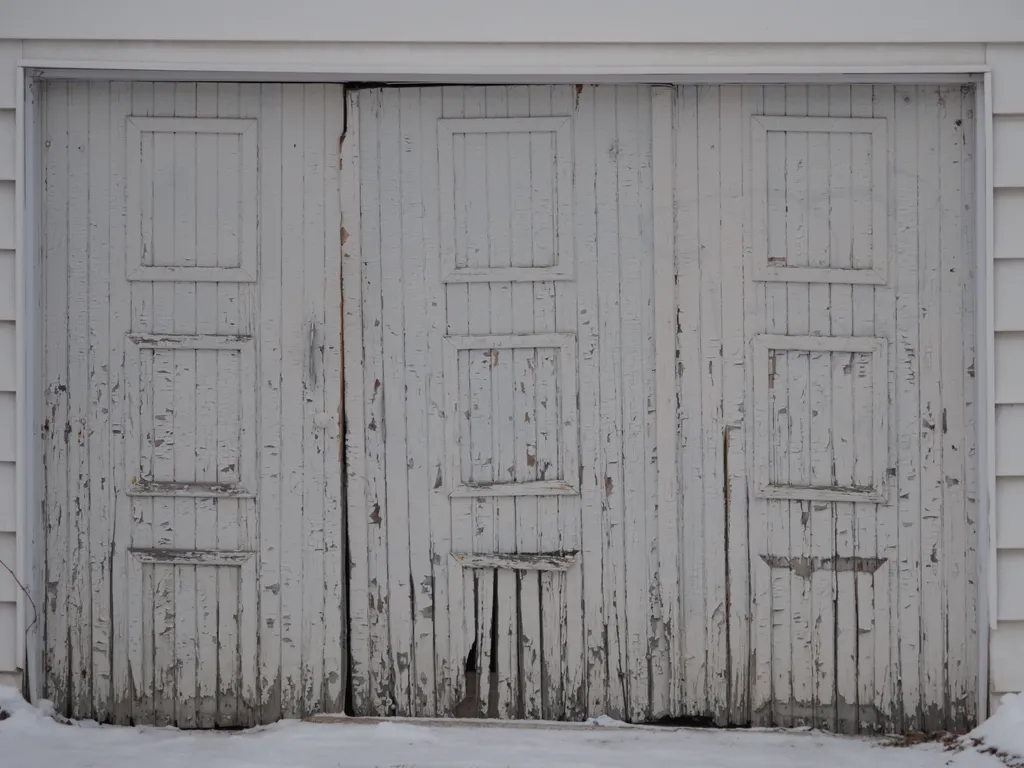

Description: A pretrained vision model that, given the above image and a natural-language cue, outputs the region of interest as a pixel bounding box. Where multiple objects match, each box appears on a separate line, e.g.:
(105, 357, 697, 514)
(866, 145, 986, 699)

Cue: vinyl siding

(0, 39, 19, 685)
(989, 41, 1024, 701)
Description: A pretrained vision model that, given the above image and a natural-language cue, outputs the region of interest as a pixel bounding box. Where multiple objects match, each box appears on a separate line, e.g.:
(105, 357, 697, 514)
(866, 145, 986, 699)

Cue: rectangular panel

(751, 115, 888, 284)
(997, 550, 1024, 620)
(0, 182, 13, 250)
(0, 110, 14, 180)
(994, 116, 1024, 188)
(996, 332, 1024, 403)
(126, 116, 258, 282)
(991, 621, 1024, 692)
(997, 404, 1024, 476)
(994, 189, 1024, 260)
(0, 462, 14, 532)
(444, 333, 578, 497)
(0, 251, 13, 320)
(997, 477, 1024, 549)
(752, 334, 888, 502)
(995, 260, 1024, 331)
(125, 333, 257, 498)
(0, 321, 13, 391)
(438, 116, 574, 282)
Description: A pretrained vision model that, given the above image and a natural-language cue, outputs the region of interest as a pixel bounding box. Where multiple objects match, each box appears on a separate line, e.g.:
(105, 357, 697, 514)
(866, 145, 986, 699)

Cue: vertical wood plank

(783, 84, 813, 728)
(594, 85, 627, 718)
(532, 102, 564, 722)
(301, 84, 327, 716)
(651, 85, 678, 720)
(636, 84, 660, 725)
(697, 84, 728, 720)
(342, 87, 370, 715)
(574, 85, 607, 719)
(764, 84, 793, 727)
(150, 81, 178, 727)
(358, 88, 392, 716)
(463, 85, 496, 718)
(850, 83, 879, 733)
(940, 85, 967, 730)
(417, 86, 450, 716)
(807, 83, 836, 730)
(321, 83, 347, 715)
(676, 84, 707, 717)
(828, 84, 858, 733)
(742, 84, 771, 726)
(192, 82, 220, 728)
(379, 87, 414, 716)
(237, 82, 262, 726)
(871, 84, 898, 729)
(441, 85, 472, 718)
(719, 84, 750, 725)
(256, 81, 283, 724)
(399, 87, 437, 717)
(278, 83, 305, 719)
(67, 78, 94, 719)
(483, 86, 518, 721)
(529, 85, 563, 721)
(917, 85, 946, 732)
(44, 79, 71, 717)
(128, 80, 155, 726)
(958, 84, 979, 729)
(213, 82, 242, 728)
(476, 570, 495, 717)
(86, 80, 113, 724)
(108, 80, 133, 725)
(551, 84, 586, 720)
(616, 84, 651, 722)
(507, 84, 542, 720)
(172, 82, 199, 729)
(895, 83, 922, 732)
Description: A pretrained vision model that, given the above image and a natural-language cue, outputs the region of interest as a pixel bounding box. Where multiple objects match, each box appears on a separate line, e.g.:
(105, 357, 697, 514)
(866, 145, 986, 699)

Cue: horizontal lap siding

(0, 40, 19, 684)
(990, 42, 1024, 702)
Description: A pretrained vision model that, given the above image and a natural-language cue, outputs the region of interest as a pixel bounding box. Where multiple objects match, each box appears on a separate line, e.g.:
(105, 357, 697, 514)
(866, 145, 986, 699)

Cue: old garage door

(42, 81, 346, 726)
(344, 84, 978, 733)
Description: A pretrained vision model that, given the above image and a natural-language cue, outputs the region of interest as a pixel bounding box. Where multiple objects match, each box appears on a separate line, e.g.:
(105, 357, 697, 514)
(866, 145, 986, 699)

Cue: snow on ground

(0, 684, 1011, 768)
(957, 693, 1024, 765)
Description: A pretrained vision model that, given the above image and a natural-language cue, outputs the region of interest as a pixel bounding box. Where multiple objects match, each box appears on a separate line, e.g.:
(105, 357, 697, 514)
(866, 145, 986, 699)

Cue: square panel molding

(438, 116, 574, 283)
(752, 334, 889, 504)
(751, 115, 888, 285)
(126, 117, 258, 282)
(443, 333, 579, 497)
(124, 333, 257, 499)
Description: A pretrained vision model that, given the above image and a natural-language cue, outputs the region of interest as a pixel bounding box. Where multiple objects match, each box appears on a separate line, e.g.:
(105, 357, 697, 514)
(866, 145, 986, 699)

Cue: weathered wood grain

(44, 80, 346, 726)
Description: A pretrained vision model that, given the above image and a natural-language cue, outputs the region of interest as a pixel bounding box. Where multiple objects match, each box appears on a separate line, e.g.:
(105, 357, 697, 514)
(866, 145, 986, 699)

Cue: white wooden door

(346, 83, 979, 733)
(684, 84, 978, 732)
(345, 85, 671, 721)
(42, 81, 346, 726)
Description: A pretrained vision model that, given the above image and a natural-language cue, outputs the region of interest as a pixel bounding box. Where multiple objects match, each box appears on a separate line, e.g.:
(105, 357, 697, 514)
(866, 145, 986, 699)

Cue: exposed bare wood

(449, 552, 581, 571)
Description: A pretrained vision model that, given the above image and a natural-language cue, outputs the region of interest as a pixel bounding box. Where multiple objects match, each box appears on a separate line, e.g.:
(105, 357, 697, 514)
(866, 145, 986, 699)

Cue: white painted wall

(0, 0, 1022, 714)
